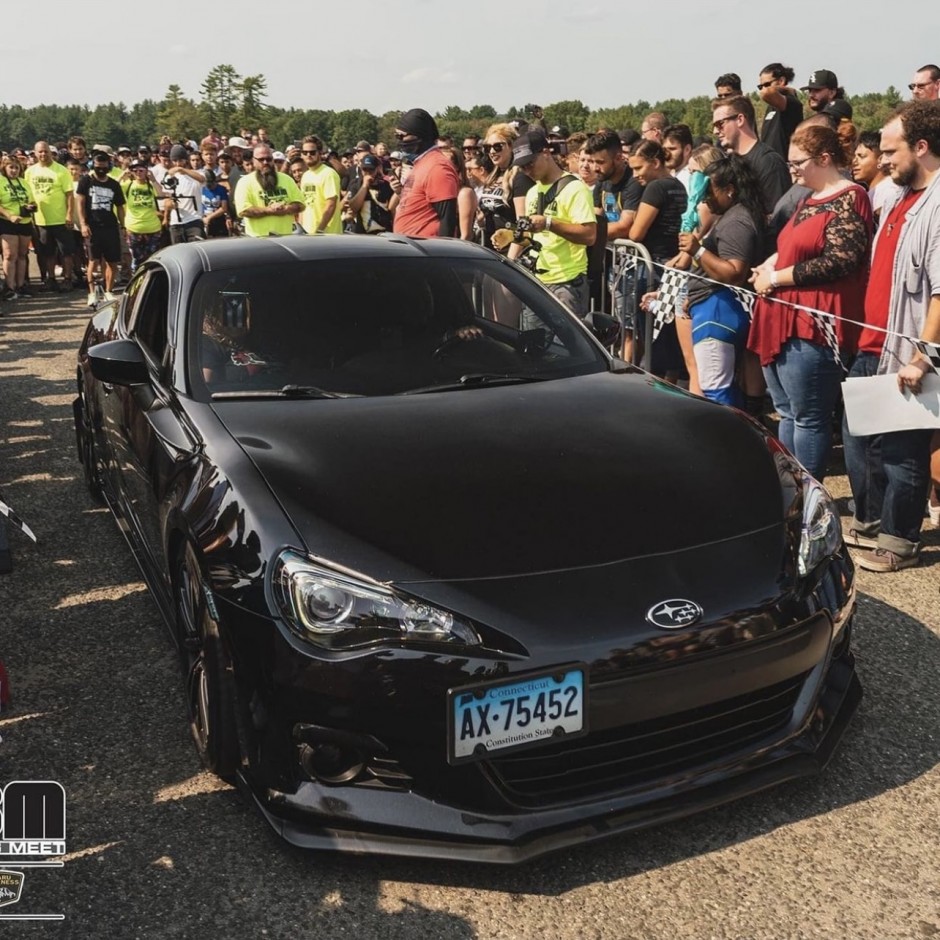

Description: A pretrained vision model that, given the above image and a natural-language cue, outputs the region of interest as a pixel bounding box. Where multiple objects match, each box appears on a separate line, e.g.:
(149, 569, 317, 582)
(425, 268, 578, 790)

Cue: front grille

(487, 672, 808, 806)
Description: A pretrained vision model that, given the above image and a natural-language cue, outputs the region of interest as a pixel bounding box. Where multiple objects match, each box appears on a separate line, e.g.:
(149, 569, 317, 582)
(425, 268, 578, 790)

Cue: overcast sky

(4, 0, 935, 116)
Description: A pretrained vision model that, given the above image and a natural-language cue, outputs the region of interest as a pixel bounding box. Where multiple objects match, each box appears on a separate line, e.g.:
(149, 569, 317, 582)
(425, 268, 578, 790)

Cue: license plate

(447, 667, 587, 764)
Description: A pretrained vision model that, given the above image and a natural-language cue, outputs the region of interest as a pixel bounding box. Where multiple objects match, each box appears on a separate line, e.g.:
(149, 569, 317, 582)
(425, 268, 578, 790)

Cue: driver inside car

(201, 292, 277, 384)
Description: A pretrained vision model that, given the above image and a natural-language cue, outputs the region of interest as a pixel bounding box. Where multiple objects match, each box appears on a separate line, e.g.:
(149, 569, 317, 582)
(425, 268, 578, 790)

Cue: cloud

(401, 67, 459, 85)
(168, 44, 189, 56)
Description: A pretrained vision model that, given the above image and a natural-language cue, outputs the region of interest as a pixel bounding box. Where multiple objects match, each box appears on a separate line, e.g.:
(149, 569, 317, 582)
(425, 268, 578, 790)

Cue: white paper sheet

(843, 372, 940, 436)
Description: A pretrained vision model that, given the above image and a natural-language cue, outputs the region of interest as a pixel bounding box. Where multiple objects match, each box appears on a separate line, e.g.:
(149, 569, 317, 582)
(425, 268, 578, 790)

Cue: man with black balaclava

(392, 108, 459, 238)
(75, 150, 126, 306)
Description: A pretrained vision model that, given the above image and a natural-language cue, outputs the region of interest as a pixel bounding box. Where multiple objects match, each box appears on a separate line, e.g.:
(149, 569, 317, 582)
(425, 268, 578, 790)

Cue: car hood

(212, 372, 786, 582)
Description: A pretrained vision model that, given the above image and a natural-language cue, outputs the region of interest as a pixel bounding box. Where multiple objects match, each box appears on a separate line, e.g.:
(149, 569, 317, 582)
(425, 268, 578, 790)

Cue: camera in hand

(164, 175, 179, 189)
(501, 217, 541, 272)
(20, 203, 37, 215)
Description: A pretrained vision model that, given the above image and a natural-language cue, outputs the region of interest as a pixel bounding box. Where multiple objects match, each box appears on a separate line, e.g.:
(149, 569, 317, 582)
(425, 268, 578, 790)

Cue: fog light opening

(299, 743, 365, 784)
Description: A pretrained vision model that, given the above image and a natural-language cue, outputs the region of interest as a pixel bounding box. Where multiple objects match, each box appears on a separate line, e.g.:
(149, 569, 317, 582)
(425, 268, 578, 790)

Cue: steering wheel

(432, 329, 492, 360)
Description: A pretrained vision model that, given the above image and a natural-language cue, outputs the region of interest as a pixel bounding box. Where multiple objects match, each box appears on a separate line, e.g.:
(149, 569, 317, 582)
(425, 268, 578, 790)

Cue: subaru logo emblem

(646, 599, 704, 630)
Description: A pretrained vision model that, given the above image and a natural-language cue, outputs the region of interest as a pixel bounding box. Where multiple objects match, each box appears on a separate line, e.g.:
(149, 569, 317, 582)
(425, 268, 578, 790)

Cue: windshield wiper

(212, 384, 355, 400)
(399, 374, 546, 395)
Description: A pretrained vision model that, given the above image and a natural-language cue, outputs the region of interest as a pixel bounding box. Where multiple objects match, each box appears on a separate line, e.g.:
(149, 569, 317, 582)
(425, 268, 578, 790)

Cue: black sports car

(74, 235, 860, 863)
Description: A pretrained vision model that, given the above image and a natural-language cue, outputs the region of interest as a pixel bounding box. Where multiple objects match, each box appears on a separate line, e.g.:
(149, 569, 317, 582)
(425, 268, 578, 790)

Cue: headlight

(272, 550, 480, 649)
(798, 475, 841, 577)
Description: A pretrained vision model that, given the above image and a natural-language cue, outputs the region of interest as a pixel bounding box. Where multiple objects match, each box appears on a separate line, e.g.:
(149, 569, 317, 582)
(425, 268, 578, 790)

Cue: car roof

(154, 234, 493, 279)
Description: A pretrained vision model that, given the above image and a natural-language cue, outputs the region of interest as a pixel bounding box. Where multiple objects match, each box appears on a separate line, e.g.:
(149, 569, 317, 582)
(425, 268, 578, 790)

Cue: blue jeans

(763, 338, 842, 481)
(842, 351, 932, 554)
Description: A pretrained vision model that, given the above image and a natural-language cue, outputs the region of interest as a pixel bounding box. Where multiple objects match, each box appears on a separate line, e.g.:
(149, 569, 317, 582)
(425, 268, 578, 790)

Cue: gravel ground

(0, 285, 938, 940)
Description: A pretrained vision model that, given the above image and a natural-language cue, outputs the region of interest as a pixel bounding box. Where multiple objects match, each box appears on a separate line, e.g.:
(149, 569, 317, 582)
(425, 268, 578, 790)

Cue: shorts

(169, 220, 205, 244)
(86, 224, 122, 263)
(35, 224, 74, 257)
(544, 273, 589, 318)
(0, 219, 31, 237)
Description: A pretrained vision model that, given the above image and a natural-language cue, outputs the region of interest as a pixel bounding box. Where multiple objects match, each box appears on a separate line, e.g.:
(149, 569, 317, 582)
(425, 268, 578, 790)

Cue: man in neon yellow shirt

(299, 135, 342, 234)
(512, 129, 596, 317)
(234, 146, 304, 237)
(25, 140, 76, 291)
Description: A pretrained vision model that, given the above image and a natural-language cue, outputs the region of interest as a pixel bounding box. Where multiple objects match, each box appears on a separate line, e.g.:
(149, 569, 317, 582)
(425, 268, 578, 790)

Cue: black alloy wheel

(75, 377, 104, 503)
(174, 543, 240, 780)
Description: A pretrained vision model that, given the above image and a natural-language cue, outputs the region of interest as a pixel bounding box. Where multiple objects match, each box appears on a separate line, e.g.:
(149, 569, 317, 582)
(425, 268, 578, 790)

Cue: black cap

(823, 99, 853, 121)
(361, 154, 379, 171)
(801, 69, 838, 91)
(548, 125, 569, 139)
(512, 129, 549, 167)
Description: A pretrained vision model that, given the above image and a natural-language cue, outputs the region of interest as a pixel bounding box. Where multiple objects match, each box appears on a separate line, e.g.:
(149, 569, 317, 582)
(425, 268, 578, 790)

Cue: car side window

(120, 268, 148, 333)
(127, 269, 171, 368)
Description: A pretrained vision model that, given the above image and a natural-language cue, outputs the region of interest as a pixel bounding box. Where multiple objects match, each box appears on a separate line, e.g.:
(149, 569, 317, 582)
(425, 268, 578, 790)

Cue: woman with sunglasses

(0, 156, 37, 299)
(120, 160, 163, 271)
(749, 124, 872, 482)
(478, 123, 531, 257)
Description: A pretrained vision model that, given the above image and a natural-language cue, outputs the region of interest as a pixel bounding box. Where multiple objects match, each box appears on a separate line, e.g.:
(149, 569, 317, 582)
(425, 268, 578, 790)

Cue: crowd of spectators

(0, 62, 938, 571)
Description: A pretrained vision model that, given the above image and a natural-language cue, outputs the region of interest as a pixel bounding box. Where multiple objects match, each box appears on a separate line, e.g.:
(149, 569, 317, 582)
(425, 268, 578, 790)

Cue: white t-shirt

(164, 170, 204, 225)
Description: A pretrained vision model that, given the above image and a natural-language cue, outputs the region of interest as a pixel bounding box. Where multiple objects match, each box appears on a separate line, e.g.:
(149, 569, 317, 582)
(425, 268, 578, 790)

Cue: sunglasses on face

(302, 149, 319, 155)
(484, 143, 506, 153)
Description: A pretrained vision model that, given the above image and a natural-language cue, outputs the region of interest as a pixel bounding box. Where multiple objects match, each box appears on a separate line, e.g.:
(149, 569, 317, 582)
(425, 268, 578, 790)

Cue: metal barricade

(597, 239, 655, 370)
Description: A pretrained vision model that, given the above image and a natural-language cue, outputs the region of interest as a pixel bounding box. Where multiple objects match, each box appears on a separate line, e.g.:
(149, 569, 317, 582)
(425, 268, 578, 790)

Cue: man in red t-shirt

(842, 100, 940, 572)
(391, 108, 458, 238)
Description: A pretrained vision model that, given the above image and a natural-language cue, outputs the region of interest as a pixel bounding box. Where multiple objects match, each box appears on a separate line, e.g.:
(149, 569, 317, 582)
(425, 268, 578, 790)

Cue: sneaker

(16, 285, 32, 297)
(103, 290, 115, 303)
(44, 277, 61, 293)
(87, 291, 97, 308)
(855, 548, 920, 573)
(842, 528, 879, 550)
(929, 488, 940, 527)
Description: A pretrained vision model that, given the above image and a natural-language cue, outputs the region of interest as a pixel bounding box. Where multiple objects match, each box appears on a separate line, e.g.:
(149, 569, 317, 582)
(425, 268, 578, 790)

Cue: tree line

(0, 64, 907, 152)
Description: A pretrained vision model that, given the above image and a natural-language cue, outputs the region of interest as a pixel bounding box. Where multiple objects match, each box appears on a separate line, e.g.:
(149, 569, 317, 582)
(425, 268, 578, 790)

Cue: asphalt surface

(0, 285, 938, 940)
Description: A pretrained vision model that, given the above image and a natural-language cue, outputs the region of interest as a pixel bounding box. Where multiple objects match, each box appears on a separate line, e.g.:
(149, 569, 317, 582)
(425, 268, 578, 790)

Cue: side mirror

(584, 311, 622, 348)
(87, 339, 149, 387)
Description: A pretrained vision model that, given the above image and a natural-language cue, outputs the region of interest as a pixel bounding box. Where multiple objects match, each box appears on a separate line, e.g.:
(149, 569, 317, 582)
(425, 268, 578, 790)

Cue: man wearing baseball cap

(800, 69, 841, 113)
(511, 128, 596, 317)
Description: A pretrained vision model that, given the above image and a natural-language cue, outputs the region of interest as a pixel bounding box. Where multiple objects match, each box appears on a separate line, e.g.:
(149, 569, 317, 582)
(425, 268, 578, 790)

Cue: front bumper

(227, 564, 860, 862)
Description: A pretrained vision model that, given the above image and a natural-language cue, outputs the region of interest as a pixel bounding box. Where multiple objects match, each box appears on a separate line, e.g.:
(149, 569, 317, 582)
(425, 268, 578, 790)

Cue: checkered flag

(730, 286, 756, 318)
(915, 339, 940, 371)
(0, 494, 36, 543)
(651, 267, 688, 339)
(809, 310, 844, 371)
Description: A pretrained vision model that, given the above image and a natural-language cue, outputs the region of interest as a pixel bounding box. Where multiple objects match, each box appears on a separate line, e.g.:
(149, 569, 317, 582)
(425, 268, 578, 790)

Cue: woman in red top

(749, 124, 872, 481)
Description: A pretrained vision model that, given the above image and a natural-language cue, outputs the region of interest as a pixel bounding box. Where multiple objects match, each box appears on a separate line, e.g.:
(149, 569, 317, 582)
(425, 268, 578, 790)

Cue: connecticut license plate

(447, 666, 587, 764)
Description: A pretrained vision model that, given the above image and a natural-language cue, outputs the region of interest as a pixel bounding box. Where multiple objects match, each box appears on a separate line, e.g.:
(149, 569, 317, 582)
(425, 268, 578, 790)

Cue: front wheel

(74, 378, 104, 503)
(174, 543, 240, 780)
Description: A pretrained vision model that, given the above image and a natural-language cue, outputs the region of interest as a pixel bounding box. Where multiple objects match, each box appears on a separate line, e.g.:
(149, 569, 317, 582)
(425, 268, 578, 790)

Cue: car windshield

(187, 256, 608, 399)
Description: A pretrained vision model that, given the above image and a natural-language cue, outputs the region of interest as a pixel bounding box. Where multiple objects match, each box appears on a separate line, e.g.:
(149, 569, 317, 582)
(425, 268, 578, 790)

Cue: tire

(174, 543, 240, 780)
(75, 379, 104, 504)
